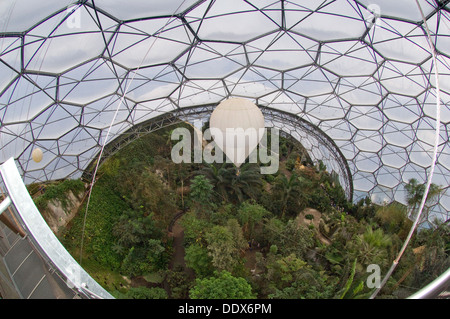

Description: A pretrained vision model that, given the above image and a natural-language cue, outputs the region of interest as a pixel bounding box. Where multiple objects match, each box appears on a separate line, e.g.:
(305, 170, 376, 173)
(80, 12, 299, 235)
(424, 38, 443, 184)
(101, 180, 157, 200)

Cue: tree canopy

(190, 271, 256, 299)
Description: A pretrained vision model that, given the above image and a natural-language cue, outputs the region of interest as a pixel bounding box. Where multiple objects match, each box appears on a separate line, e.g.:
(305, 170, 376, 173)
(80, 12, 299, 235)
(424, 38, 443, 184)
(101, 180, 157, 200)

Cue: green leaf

(340, 258, 357, 299)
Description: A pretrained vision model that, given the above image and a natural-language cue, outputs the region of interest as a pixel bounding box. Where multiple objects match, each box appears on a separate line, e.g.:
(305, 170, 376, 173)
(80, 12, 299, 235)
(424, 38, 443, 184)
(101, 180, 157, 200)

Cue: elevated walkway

(0, 158, 113, 299)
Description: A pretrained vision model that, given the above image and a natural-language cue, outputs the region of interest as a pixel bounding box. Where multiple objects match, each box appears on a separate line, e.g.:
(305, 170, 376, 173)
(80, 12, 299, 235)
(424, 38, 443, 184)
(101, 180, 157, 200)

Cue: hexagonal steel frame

(0, 0, 449, 222)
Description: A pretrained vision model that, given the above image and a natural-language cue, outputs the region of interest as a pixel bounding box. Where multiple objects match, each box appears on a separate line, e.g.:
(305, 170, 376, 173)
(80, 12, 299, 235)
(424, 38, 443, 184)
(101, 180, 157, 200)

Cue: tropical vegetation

(31, 123, 449, 299)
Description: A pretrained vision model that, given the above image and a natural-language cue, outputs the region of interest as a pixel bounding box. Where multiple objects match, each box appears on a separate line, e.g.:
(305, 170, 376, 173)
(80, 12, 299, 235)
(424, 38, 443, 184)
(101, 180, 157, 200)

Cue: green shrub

(190, 271, 255, 299)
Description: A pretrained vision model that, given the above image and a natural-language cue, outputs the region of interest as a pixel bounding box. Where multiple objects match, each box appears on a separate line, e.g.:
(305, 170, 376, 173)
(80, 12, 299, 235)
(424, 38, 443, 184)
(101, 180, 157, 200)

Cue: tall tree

(118, 163, 178, 228)
(189, 174, 215, 217)
(184, 244, 213, 278)
(405, 178, 424, 217)
(205, 221, 247, 273)
(405, 178, 442, 227)
(237, 201, 271, 239)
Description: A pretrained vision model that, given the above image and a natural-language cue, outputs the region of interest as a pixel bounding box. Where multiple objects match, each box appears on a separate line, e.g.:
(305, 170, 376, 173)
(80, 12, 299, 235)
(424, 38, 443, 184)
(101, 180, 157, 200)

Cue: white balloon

(31, 148, 43, 163)
(209, 98, 265, 168)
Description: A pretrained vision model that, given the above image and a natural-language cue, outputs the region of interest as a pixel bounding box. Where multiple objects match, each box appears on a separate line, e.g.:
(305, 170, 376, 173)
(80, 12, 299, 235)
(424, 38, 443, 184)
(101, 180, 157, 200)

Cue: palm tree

(350, 226, 392, 267)
(405, 178, 423, 217)
(273, 173, 303, 219)
(232, 163, 263, 203)
(198, 162, 233, 201)
(198, 162, 262, 204)
(405, 178, 442, 226)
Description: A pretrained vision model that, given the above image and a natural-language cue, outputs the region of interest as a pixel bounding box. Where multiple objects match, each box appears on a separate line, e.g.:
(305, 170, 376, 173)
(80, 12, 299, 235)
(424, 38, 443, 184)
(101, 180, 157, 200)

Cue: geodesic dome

(0, 0, 449, 221)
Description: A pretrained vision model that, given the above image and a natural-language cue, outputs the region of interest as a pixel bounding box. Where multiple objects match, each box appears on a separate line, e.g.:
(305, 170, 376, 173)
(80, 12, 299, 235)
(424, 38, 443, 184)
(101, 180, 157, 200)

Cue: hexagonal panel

(31, 104, 80, 140)
(376, 165, 402, 188)
(305, 94, 348, 121)
(285, 66, 337, 97)
(110, 18, 192, 68)
(369, 18, 431, 64)
(338, 76, 385, 105)
(60, 59, 126, 105)
(291, 1, 366, 41)
(0, 123, 33, 162)
(247, 32, 318, 70)
(24, 6, 115, 74)
(19, 139, 59, 173)
(348, 105, 385, 130)
(380, 144, 408, 169)
(125, 65, 181, 103)
(377, 61, 427, 96)
(177, 42, 246, 79)
(353, 171, 377, 192)
(131, 98, 176, 124)
(185, 0, 280, 42)
(1, 76, 55, 124)
(382, 94, 421, 124)
(58, 127, 100, 156)
(320, 119, 356, 141)
(383, 120, 416, 147)
(320, 41, 382, 77)
(353, 129, 383, 153)
(82, 95, 130, 129)
(259, 91, 305, 114)
(172, 80, 227, 107)
(355, 151, 381, 173)
(225, 67, 281, 98)
(409, 140, 434, 168)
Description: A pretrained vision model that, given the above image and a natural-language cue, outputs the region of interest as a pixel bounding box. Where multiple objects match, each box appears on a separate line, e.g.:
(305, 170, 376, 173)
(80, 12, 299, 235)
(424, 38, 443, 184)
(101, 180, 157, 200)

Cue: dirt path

(244, 247, 263, 274)
(168, 215, 195, 280)
(169, 221, 187, 270)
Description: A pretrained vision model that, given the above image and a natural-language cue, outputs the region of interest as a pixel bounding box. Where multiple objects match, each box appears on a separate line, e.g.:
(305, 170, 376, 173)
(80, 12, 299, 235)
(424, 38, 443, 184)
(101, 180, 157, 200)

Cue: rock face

(40, 190, 84, 235)
(296, 208, 322, 229)
(296, 208, 332, 246)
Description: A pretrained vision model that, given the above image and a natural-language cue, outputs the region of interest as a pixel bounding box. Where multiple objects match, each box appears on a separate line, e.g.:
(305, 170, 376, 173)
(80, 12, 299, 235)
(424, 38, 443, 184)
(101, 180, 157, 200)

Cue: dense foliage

(34, 123, 449, 299)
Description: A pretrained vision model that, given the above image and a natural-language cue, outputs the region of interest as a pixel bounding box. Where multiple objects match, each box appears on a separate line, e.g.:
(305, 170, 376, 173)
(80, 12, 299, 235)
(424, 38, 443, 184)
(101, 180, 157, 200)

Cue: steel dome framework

(0, 0, 450, 222)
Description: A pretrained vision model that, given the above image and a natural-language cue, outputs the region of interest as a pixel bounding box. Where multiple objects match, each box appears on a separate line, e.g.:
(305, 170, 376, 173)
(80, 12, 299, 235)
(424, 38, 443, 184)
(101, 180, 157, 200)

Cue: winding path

(168, 211, 194, 278)
(169, 220, 186, 270)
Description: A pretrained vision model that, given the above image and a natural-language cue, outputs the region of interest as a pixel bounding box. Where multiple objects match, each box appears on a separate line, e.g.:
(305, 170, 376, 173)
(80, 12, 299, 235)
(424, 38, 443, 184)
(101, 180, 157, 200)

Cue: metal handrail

(0, 157, 114, 299)
(408, 267, 450, 299)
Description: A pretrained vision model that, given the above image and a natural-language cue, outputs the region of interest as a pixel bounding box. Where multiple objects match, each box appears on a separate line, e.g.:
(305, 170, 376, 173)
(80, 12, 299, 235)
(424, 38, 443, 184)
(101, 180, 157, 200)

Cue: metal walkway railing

(0, 157, 113, 299)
